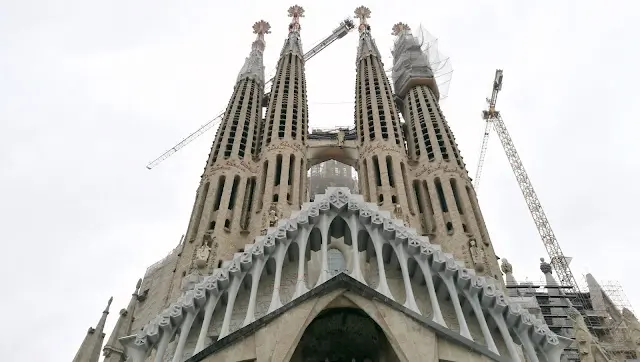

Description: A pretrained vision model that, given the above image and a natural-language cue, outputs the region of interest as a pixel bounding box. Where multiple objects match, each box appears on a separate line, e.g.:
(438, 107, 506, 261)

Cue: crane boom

(481, 70, 580, 290)
(146, 18, 356, 170)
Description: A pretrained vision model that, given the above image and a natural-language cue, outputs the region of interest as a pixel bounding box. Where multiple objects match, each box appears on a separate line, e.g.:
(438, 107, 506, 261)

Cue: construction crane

(475, 70, 582, 293)
(146, 18, 356, 170)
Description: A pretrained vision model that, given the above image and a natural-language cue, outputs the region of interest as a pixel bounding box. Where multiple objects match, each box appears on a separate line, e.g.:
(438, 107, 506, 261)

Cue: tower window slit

(413, 180, 424, 213)
(450, 178, 463, 214)
(385, 156, 395, 187)
(372, 156, 382, 187)
(190, 182, 209, 238)
(228, 175, 240, 210)
(299, 158, 305, 204)
(288, 154, 295, 185)
(213, 176, 226, 211)
(275, 154, 282, 186)
(422, 180, 435, 215)
(467, 186, 485, 230)
(434, 178, 448, 213)
(258, 161, 268, 210)
(401, 163, 413, 214)
(241, 177, 255, 229)
(362, 159, 370, 202)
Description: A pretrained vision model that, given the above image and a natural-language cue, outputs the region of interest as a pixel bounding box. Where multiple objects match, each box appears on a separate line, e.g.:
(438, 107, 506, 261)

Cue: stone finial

(540, 257, 552, 274)
(500, 258, 513, 274)
(104, 296, 113, 313)
(287, 5, 304, 33)
(391, 22, 411, 36)
(135, 278, 142, 290)
(354, 6, 371, 32)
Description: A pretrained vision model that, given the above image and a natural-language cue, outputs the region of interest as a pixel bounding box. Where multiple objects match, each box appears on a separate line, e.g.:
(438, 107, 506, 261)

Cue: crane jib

(145, 17, 356, 170)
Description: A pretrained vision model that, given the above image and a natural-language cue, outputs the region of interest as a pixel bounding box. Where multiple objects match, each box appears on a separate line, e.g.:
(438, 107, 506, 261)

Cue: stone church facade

(73, 5, 572, 362)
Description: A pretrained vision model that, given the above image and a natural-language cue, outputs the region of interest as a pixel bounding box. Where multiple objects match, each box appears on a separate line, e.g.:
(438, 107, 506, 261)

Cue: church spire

(257, 4, 310, 231)
(103, 279, 142, 362)
(354, 6, 381, 61)
(237, 20, 271, 85)
(279, 5, 305, 58)
(72, 297, 112, 362)
(353, 6, 408, 218)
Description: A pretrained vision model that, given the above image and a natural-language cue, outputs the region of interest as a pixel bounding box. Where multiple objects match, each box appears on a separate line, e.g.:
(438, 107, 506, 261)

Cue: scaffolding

(505, 275, 638, 362)
(308, 160, 358, 199)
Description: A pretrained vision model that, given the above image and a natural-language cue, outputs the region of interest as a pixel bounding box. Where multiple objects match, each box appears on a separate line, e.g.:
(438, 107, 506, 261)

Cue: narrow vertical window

(213, 176, 226, 211)
(450, 178, 463, 214)
(275, 154, 283, 186)
(258, 161, 268, 210)
(361, 159, 370, 202)
(288, 154, 295, 185)
(190, 182, 209, 238)
(401, 163, 413, 213)
(299, 158, 305, 204)
(372, 156, 382, 187)
(228, 176, 240, 210)
(413, 180, 424, 213)
(434, 178, 448, 212)
(385, 156, 395, 187)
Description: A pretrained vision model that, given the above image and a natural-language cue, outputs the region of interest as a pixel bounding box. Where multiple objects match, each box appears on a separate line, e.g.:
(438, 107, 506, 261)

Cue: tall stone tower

(163, 20, 272, 307)
(256, 5, 309, 226)
(74, 6, 572, 362)
(391, 22, 501, 280)
(353, 6, 412, 218)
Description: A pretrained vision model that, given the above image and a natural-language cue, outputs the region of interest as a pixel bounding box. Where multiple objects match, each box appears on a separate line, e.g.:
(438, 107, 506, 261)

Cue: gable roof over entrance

(121, 188, 572, 362)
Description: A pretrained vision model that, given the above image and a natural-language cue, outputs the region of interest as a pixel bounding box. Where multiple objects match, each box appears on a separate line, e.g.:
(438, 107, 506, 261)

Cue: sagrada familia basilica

(72, 5, 640, 362)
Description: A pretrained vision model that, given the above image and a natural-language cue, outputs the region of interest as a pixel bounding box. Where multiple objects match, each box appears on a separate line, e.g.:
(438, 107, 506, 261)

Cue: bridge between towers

(307, 127, 359, 168)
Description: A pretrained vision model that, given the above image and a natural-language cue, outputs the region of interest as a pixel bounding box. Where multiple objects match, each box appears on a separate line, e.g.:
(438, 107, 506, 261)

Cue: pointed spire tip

(354, 6, 371, 33)
(104, 296, 113, 313)
(287, 5, 304, 33)
(391, 22, 411, 36)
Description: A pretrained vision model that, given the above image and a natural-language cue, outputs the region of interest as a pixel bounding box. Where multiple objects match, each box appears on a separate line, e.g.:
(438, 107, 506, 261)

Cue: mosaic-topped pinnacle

(287, 5, 304, 33)
(253, 20, 271, 39)
(391, 22, 411, 36)
(354, 6, 371, 32)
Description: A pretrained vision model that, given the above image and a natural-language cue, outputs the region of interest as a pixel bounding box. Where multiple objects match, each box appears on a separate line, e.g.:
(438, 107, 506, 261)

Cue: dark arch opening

(290, 308, 401, 362)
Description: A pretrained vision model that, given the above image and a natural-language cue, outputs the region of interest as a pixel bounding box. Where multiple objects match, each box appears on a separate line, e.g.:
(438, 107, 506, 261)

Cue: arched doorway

(290, 307, 401, 362)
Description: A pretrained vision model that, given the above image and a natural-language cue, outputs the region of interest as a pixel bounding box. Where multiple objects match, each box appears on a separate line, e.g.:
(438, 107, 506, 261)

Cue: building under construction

(503, 258, 640, 362)
(308, 158, 358, 199)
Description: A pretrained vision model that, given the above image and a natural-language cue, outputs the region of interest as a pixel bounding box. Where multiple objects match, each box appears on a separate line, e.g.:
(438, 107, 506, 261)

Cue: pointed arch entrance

(290, 307, 401, 362)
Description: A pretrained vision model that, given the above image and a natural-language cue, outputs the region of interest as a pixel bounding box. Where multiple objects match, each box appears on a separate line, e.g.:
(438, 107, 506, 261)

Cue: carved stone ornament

(500, 258, 513, 275)
(195, 243, 211, 268)
(393, 204, 403, 219)
(128, 187, 569, 362)
(469, 239, 486, 273)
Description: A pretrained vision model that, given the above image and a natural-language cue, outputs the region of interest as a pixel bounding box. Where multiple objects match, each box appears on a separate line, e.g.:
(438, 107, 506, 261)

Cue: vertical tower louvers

(257, 5, 309, 222)
(390, 23, 500, 279)
(353, 6, 412, 222)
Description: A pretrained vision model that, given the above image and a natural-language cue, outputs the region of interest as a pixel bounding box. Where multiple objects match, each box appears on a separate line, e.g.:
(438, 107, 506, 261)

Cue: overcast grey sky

(1, 0, 639, 360)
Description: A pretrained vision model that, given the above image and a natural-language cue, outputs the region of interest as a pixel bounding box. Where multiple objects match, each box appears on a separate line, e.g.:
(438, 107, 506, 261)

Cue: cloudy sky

(1, 0, 639, 360)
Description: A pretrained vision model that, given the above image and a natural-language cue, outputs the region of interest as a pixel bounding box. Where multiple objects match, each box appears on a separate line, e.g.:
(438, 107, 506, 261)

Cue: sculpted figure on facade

(195, 242, 211, 268)
(469, 238, 486, 272)
(268, 204, 280, 227)
(393, 204, 403, 220)
(337, 130, 345, 147)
